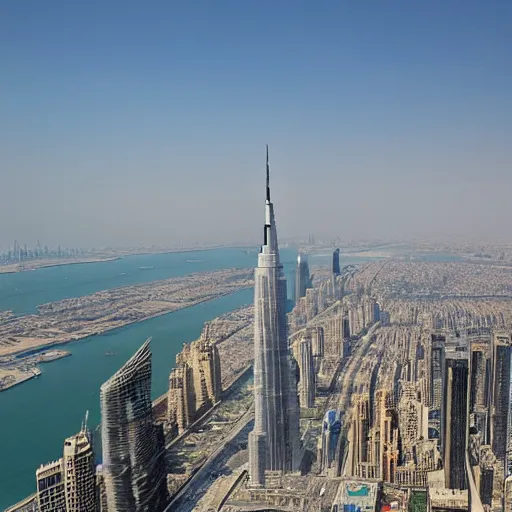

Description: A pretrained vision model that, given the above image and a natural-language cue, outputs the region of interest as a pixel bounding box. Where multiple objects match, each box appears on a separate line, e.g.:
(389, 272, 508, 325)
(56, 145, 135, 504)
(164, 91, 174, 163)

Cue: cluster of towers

(167, 328, 222, 435)
(339, 321, 512, 510)
(0, 240, 86, 265)
(29, 339, 169, 512)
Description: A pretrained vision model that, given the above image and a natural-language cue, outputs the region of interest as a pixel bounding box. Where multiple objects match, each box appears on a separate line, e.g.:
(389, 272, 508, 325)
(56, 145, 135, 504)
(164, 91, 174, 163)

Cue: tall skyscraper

(294, 253, 311, 301)
(297, 337, 315, 409)
(430, 334, 445, 412)
(443, 356, 469, 490)
(100, 339, 168, 511)
(168, 364, 194, 434)
(63, 422, 96, 512)
(332, 248, 340, 276)
(249, 147, 300, 487)
(491, 331, 512, 471)
(36, 459, 66, 512)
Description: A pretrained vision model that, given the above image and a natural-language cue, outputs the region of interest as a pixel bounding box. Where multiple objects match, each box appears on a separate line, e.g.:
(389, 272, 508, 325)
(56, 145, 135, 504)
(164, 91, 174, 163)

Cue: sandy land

(0, 257, 119, 274)
(0, 268, 252, 358)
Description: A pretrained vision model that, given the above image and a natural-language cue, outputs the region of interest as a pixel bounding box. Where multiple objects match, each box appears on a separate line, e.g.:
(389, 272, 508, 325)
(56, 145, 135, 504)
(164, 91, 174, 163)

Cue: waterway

(0, 248, 259, 315)
(0, 247, 297, 509)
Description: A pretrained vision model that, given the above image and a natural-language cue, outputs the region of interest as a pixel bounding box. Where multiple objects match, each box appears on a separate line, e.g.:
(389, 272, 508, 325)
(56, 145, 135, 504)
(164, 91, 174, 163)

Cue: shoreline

(0, 245, 257, 275)
(0, 286, 252, 391)
(0, 257, 121, 275)
(0, 267, 253, 359)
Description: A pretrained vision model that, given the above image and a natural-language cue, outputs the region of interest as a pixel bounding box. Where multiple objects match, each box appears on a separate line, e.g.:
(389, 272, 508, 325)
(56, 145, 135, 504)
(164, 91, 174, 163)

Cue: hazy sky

(1, 1, 511, 249)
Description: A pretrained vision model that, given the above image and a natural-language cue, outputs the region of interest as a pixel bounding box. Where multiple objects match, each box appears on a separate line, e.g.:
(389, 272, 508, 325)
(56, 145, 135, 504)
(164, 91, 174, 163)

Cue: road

(165, 406, 254, 512)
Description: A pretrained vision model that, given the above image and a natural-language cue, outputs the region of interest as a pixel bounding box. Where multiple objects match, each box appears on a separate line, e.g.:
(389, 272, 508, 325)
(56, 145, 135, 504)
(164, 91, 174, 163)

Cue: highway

(165, 406, 254, 512)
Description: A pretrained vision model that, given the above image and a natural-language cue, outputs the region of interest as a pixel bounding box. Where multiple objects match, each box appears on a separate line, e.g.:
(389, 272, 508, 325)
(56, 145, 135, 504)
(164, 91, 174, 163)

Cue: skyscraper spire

(263, 145, 273, 248)
(266, 144, 270, 203)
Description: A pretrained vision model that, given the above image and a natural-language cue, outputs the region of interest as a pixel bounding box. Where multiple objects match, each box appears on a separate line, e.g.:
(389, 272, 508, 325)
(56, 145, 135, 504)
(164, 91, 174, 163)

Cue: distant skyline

(1, 1, 511, 247)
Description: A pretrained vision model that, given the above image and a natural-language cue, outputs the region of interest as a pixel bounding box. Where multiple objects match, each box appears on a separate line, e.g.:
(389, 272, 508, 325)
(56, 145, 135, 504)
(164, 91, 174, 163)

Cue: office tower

(443, 356, 468, 490)
(342, 315, 350, 340)
(63, 424, 96, 512)
(249, 147, 300, 487)
(430, 334, 445, 411)
(294, 253, 311, 301)
(331, 248, 341, 299)
(100, 339, 168, 511)
(373, 301, 381, 323)
(304, 288, 318, 322)
(320, 410, 342, 473)
(36, 459, 66, 512)
(308, 326, 324, 374)
(470, 340, 491, 438)
(168, 364, 194, 434)
(308, 326, 324, 358)
(332, 248, 340, 275)
(324, 314, 343, 359)
(490, 332, 512, 469)
(354, 394, 371, 467)
(297, 337, 315, 409)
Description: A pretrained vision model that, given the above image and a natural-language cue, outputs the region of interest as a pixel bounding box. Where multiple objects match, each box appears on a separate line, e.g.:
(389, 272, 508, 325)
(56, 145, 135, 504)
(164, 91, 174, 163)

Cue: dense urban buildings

(100, 339, 168, 511)
(248, 148, 300, 487)
(8, 249, 512, 510)
(0, 240, 86, 266)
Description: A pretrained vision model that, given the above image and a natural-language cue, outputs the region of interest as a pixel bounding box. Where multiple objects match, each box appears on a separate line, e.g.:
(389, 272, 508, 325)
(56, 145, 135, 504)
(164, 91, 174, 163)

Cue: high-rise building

(490, 331, 512, 470)
(308, 326, 324, 358)
(63, 425, 96, 512)
(249, 147, 300, 487)
(297, 337, 315, 409)
(100, 338, 168, 511)
(36, 459, 66, 512)
(332, 248, 340, 276)
(167, 335, 222, 435)
(294, 253, 311, 301)
(191, 339, 222, 412)
(469, 340, 491, 439)
(443, 356, 468, 490)
(430, 334, 445, 411)
(167, 364, 194, 434)
(319, 410, 342, 473)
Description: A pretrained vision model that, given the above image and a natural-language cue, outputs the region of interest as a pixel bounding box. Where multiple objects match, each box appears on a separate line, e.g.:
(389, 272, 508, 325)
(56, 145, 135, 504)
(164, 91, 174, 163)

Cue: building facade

(100, 339, 168, 511)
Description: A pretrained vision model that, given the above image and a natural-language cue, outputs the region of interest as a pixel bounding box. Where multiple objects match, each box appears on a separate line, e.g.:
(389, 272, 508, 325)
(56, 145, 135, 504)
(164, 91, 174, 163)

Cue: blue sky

(1, 1, 511, 248)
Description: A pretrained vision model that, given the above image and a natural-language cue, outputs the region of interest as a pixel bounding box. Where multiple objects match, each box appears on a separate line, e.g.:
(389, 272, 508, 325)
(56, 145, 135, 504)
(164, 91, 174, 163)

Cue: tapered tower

(100, 339, 168, 511)
(249, 147, 300, 487)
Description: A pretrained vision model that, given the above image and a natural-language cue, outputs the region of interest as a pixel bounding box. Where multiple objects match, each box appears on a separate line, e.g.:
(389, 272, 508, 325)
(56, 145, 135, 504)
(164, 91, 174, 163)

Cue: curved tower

(249, 147, 300, 487)
(100, 338, 167, 511)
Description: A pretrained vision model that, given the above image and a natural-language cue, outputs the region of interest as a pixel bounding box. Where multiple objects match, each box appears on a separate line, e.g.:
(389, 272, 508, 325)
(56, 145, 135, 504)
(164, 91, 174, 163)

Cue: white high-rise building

(248, 147, 301, 487)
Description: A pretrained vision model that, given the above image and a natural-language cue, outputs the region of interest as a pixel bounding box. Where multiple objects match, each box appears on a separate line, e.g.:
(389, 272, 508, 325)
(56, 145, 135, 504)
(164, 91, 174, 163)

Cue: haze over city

(1, 1, 510, 248)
